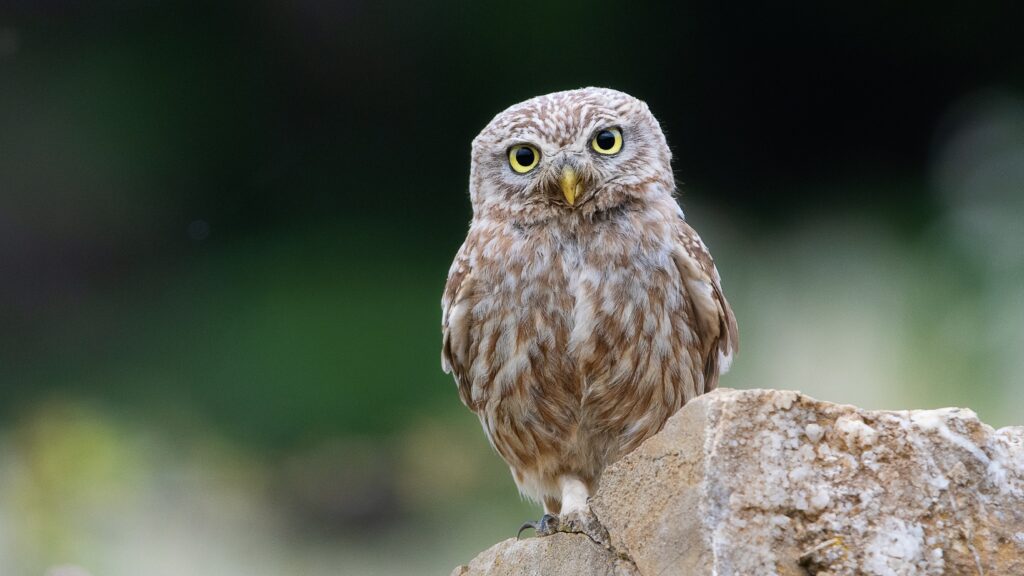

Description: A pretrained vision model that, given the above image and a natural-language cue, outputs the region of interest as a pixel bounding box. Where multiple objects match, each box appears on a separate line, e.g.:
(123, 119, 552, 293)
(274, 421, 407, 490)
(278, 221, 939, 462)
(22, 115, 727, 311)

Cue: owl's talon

(516, 513, 559, 539)
(538, 513, 559, 535)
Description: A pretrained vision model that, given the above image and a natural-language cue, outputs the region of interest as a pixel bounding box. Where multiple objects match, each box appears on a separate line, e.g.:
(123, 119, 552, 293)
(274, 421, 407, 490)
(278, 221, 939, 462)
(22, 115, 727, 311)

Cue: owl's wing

(672, 220, 739, 391)
(441, 242, 477, 408)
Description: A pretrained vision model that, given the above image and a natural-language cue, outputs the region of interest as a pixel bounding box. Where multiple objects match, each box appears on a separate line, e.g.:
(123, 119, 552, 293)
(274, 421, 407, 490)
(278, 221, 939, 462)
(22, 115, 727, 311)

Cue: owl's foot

(517, 513, 559, 539)
(516, 509, 609, 546)
(557, 508, 610, 547)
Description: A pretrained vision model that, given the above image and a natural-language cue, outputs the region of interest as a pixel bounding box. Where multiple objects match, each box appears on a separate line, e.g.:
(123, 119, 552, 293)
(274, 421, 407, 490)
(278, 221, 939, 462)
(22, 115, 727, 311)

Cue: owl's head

(469, 88, 675, 225)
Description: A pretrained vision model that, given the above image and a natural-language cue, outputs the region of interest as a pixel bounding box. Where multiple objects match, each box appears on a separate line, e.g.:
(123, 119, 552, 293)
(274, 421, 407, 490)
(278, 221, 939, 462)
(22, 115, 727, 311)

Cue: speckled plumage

(441, 88, 738, 524)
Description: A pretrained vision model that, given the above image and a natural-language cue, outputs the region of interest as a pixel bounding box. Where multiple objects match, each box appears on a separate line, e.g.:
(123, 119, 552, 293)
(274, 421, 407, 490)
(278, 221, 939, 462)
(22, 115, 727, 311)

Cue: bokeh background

(1, 1, 1023, 574)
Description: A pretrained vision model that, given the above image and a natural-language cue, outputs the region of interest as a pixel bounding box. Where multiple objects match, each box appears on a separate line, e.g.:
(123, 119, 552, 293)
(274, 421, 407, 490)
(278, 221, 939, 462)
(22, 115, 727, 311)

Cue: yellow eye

(508, 144, 540, 174)
(591, 127, 623, 155)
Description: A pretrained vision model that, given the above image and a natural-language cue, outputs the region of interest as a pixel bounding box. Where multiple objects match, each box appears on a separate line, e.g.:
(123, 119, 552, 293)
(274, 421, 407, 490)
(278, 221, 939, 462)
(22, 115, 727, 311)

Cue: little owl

(441, 87, 738, 538)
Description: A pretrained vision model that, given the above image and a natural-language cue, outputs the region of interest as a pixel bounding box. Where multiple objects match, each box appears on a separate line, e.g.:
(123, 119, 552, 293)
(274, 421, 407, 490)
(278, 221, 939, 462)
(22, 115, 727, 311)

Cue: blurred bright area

(0, 1, 1022, 575)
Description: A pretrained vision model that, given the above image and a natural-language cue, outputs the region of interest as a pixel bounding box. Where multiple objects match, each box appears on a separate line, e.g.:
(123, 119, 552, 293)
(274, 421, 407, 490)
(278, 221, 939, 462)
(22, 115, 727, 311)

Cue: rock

(450, 532, 637, 576)
(453, 389, 1024, 576)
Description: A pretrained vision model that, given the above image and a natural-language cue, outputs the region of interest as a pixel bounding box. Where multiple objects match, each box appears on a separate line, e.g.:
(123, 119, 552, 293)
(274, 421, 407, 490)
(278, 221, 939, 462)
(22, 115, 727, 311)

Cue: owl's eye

(508, 144, 540, 174)
(591, 128, 623, 155)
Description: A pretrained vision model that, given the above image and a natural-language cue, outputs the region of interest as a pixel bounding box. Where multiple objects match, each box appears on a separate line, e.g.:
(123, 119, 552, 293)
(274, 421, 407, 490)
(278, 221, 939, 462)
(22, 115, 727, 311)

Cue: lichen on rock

(453, 389, 1024, 576)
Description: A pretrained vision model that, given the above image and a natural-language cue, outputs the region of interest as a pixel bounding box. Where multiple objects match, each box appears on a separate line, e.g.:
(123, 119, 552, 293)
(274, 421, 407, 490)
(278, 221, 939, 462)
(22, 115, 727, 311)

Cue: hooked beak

(560, 166, 581, 206)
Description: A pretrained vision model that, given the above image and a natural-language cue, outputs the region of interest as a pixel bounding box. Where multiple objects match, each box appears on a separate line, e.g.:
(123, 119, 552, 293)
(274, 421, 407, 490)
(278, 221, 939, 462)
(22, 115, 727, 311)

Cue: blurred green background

(1, 1, 1022, 574)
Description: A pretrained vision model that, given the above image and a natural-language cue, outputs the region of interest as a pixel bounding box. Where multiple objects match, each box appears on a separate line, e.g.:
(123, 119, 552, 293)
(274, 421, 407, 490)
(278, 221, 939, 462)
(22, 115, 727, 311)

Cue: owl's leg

(557, 476, 589, 518)
(554, 475, 609, 545)
(517, 478, 609, 542)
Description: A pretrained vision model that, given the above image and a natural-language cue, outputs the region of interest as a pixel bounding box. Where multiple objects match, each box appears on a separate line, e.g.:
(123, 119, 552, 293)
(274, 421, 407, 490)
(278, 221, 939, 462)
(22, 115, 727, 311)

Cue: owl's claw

(516, 513, 559, 539)
(516, 510, 608, 545)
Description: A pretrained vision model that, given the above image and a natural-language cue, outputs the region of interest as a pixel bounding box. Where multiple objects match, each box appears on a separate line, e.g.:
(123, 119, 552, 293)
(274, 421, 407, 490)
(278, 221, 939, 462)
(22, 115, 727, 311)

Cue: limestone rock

(451, 532, 637, 576)
(453, 388, 1024, 576)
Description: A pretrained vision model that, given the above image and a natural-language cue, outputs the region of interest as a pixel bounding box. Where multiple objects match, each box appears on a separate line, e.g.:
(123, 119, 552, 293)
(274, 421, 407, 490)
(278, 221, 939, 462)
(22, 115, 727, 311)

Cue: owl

(441, 88, 738, 538)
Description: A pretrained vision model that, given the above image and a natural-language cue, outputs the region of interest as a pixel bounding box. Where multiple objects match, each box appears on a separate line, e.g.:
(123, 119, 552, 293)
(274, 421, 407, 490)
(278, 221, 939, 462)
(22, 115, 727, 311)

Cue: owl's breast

(472, 218, 693, 389)
(563, 218, 701, 451)
(567, 229, 692, 374)
(466, 226, 577, 408)
(466, 216, 702, 470)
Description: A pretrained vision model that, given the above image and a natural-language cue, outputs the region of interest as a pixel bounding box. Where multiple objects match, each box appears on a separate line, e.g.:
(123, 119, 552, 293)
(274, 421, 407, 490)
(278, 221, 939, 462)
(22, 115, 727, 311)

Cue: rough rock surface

(451, 532, 637, 576)
(452, 388, 1024, 576)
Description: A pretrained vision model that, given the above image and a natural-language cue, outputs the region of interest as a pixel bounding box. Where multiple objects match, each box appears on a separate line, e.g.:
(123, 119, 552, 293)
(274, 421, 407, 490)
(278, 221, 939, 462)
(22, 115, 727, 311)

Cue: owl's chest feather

(469, 220, 683, 403)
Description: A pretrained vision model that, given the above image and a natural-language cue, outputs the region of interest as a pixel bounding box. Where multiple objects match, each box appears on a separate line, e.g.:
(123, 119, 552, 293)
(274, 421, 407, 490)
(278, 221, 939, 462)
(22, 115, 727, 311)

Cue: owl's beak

(560, 166, 581, 206)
